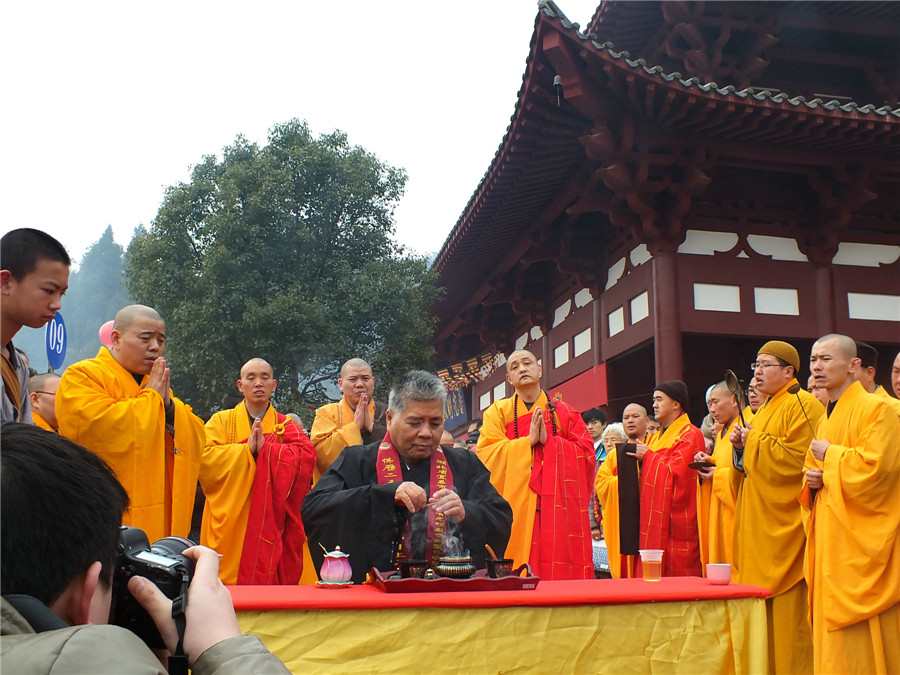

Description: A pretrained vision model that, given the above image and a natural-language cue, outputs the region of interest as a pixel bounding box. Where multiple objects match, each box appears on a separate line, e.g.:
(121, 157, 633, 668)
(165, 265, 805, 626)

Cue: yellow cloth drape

(56, 348, 204, 542)
(237, 597, 768, 674)
(476, 392, 548, 569)
(800, 381, 900, 674)
(730, 378, 823, 675)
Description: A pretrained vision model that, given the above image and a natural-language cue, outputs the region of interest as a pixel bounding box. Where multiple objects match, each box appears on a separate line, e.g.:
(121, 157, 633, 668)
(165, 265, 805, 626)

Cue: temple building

(432, 0, 900, 426)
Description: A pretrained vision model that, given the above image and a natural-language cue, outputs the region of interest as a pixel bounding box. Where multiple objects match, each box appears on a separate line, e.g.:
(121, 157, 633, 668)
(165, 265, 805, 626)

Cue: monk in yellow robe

(595, 403, 649, 578)
(801, 334, 900, 674)
(693, 382, 739, 570)
(309, 358, 387, 482)
(57, 305, 204, 543)
(730, 340, 825, 675)
(478, 350, 595, 579)
(28, 372, 61, 432)
(201, 358, 317, 585)
(855, 340, 900, 419)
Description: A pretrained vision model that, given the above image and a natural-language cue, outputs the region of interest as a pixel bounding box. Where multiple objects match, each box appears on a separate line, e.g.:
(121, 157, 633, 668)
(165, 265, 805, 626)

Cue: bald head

(340, 358, 371, 379)
(813, 333, 856, 360)
(240, 358, 273, 379)
(622, 403, 649, 441)
(238, 357, 277, 415)
(113, 305, 163, 332)
(506, 350, 538, 372)
(28, 373, 61, 430)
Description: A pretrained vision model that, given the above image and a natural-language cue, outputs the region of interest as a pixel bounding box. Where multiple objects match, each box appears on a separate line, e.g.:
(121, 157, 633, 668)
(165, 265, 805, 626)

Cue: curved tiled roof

(542, 0, 900, 118)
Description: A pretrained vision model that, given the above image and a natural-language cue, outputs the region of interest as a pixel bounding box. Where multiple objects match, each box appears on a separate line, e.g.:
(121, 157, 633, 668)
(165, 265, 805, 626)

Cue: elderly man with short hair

(302, 371, 512, 583)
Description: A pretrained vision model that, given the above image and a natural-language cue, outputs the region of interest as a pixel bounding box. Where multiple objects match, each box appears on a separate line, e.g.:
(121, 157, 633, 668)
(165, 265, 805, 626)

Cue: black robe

(302, 442, 513, 583)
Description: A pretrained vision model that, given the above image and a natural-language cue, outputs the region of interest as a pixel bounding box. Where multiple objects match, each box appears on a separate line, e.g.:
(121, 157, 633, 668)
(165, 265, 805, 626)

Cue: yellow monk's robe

(799, 381, 900, 675)
(201, 401, 317, 585)
(874, 385, 900, 418)
(56, 348, 204, 542)
(698, 418, 738, 571)
(730, 377, 824, 675)
(309, 397, 386, 482)
(32, 411, 55, 432)
(478, 391, 595, 579)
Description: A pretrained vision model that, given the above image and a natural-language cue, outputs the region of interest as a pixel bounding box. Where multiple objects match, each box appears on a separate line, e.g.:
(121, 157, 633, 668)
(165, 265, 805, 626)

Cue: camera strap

(167, 571, 191, 675)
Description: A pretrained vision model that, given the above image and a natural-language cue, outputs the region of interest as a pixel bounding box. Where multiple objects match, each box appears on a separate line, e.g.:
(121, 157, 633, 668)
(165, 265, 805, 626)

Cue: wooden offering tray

(370, 566, 540, 593)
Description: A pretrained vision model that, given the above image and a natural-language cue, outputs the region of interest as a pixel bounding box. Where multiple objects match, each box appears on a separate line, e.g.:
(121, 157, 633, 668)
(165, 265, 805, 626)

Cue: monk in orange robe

(57, 305, 204, 543)
(28, 372, 61, 432)
(693, 381, 739, 570)
(201, 358, 316, 585)
(477, 349, 595, 580)
(802, 334, 900, 674)
(629, 381, 703, 577)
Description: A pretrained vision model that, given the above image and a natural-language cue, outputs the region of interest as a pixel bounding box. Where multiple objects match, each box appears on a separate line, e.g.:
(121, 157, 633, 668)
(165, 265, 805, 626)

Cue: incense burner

(434, 556, 475, 579)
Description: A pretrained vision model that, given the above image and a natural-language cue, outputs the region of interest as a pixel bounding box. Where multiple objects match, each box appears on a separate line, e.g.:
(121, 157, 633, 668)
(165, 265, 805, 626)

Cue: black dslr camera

(109, 526, 195, 648)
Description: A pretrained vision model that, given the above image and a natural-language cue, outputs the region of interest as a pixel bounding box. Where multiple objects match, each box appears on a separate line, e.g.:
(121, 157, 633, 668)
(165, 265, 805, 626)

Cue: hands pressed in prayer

(354, 393, 374, 432)
(394, 481, 428, 513)
(810, 439, 830, 461)
(429, 488, 466, 522)
(248, 417, 264, 457)
(529, 407, 548, 447)
(805, 468, 824, 490)
(145, 357, 171, 405)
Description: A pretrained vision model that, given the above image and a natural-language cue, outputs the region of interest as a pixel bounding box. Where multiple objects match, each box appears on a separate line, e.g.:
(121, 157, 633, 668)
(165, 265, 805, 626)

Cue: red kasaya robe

(478, 392, 595, 580)
(638, 413, 703, 577)
(201, 402, 316, 584)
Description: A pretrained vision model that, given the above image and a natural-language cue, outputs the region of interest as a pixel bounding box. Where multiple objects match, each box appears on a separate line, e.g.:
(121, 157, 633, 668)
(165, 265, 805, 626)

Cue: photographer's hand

(128, 546, 241, 664)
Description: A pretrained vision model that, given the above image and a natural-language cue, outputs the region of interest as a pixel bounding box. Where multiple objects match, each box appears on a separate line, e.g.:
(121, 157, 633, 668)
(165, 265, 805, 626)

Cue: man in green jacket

(0, 422, 289, 674)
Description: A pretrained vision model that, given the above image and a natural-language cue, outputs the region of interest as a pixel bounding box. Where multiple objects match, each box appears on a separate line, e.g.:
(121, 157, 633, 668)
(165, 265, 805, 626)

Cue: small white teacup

(706, 563, 732, 585)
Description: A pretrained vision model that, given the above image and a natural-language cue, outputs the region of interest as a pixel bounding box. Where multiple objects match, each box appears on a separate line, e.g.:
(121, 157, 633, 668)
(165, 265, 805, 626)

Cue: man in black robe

(302, 370, 513, 583)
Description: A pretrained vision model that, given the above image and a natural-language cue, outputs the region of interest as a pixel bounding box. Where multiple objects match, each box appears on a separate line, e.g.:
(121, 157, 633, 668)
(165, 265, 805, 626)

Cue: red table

(232, 577, 770, 674)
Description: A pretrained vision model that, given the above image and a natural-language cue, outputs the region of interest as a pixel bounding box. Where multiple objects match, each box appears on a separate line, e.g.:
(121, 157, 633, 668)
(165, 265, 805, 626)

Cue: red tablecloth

(229, 576, 769, 611)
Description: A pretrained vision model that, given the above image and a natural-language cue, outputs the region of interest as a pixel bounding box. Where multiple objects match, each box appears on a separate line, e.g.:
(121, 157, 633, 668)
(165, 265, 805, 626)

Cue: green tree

(63, 226, 132, 365)
(125, 119, 439, 420)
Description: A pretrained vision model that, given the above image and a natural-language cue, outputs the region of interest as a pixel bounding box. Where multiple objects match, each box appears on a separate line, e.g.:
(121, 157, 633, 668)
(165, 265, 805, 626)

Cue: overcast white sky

(1, 0, 599, 264)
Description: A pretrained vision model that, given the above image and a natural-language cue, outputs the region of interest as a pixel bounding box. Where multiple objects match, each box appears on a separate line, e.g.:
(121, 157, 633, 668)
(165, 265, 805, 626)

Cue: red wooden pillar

(651, 249, 683, 381)
(813, 263, 836, 336)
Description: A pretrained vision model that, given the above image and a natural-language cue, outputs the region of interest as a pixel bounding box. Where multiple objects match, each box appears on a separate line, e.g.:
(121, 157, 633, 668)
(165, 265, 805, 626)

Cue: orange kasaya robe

(201, 400, 317, 585)
(477, 391, 595, 580)
(639, 413, 703, 577)
(32, 411, 55, 432)
(800, 381, 900, 675)
(56, 347, 204, 542)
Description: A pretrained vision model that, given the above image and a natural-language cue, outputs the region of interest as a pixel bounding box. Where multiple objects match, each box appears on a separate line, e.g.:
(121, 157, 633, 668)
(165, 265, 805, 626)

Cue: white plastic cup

(639, 549, 664, 582)
(706, 563, 732, 585)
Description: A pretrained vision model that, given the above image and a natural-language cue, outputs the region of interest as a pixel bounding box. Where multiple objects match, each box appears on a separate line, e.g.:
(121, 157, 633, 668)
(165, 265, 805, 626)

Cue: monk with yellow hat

(729, 339, 825, 675)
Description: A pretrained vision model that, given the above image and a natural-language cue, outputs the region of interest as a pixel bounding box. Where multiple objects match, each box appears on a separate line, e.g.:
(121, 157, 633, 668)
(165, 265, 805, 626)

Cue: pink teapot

(319, 545, 352, 584)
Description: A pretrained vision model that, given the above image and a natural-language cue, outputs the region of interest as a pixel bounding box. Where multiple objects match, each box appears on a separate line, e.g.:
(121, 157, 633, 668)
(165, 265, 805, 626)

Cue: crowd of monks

(4, 228, 899, 675)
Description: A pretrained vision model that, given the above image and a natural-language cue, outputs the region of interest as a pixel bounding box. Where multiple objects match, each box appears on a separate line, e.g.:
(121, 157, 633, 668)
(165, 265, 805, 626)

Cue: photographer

(1, 422, 288, 674)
